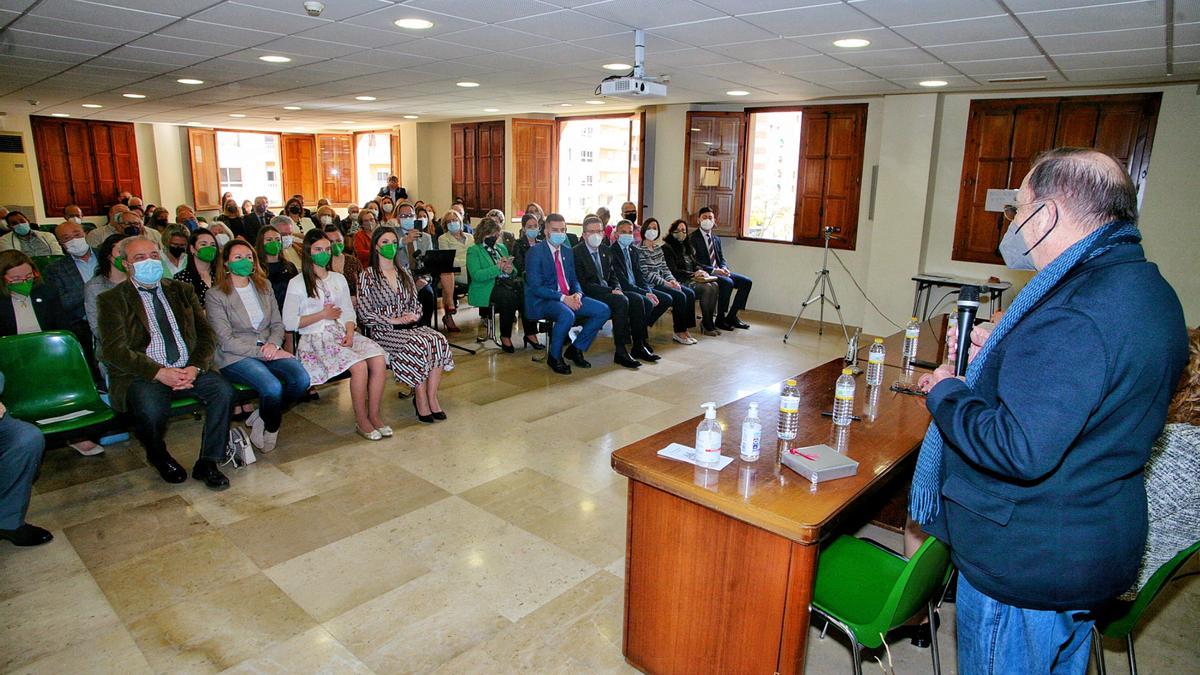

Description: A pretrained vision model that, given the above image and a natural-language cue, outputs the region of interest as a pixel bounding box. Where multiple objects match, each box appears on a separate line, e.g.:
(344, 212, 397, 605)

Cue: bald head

(1026, 148, 1137, 231)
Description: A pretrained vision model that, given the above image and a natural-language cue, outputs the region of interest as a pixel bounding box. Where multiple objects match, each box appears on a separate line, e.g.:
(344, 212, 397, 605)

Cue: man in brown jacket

(97, 237, 234, 489)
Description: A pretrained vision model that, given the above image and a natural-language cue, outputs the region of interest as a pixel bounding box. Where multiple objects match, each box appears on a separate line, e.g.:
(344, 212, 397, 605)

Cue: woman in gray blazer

(205, 240, 310, 453)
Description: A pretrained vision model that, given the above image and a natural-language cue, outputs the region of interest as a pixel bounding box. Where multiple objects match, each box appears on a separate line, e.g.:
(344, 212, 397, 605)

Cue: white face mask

(643, 229, 659, 241)
(381, 203, 394, 213)
(215, 233, 230, 248)
(586, 233, 604, 248)
(68, 216, 82, 225)
(699, 219, 715, 231)
(65, 237, 90, 257)
(320, 215, 333, 225)
(281, 234, 294, 248)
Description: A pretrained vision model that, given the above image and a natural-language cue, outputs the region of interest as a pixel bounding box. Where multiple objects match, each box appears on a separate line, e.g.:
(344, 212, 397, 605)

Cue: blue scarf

(909, 220, 1143, 524)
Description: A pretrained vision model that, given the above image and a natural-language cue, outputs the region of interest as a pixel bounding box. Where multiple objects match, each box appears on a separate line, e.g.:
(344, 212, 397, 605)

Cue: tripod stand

(783, 227, 851, 344)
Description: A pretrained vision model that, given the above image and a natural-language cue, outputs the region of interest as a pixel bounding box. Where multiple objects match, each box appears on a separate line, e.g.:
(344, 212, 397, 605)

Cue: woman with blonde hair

(436, 209, 471, 333)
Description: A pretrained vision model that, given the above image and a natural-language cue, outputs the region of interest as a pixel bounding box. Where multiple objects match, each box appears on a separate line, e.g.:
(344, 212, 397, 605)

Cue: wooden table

(611, 356, 932, 674)
(857, 314, 950, 371)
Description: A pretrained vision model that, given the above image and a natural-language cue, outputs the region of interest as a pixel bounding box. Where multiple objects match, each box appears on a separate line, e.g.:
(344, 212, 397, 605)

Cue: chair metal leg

(851, 640, 863, 675)
(928, 600, 942, 675)
(1126, 634, 1137, 675)
(819, 620, 829, 640)
(1091, 626, 1107, 675)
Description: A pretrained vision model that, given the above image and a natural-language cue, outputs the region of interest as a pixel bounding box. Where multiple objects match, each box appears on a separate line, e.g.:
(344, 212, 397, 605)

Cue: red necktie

(553, 249, 569, 295)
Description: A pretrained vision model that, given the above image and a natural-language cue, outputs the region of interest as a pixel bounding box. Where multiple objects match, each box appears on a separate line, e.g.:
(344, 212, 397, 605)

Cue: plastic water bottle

(833, 368, 856, 427)
(866, 338, 885, 386)
(740, 402, 762, 461)
(695, 402, 722, 465)
(903, 316, 921, 364)
(777, 379, 801, 441)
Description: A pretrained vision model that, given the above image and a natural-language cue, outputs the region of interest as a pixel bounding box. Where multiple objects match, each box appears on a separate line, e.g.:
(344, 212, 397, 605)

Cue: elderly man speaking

(914, 148, 1188, 674)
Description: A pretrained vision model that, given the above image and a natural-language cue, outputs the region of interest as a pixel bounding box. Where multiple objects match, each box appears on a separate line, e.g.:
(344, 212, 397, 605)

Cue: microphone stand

(784, 226, 851, 346)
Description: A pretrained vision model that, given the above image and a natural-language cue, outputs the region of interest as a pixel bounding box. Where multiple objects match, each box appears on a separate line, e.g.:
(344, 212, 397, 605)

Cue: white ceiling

(0, 0, 1195, 130)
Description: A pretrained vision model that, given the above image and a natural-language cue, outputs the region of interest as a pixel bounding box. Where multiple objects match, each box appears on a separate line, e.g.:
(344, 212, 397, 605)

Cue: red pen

(790, 448, 820, 461)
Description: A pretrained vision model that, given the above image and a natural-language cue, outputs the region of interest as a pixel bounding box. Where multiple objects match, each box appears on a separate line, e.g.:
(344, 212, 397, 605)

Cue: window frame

(353, 129, 400, 206)
(552, 111, 646, 225)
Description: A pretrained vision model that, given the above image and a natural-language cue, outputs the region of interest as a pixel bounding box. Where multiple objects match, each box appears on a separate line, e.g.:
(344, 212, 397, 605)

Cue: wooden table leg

(777, 541, 819, 674)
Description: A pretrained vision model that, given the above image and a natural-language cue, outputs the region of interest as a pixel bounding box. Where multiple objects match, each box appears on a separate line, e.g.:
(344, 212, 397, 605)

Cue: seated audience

(394, 202, 436, 327)
(636, 219, 699, 345)
(47, 219, 104, 378)
(513, 213, 542, 276)
(689, 206, 752, 330)
(205, 220, 235, 250)
(206, 241, 310, 453)
(257, 225, 297, 311)
(244, 196, 273, 243)
(450, 199, 469, 228)
(240, 199, 253, 217)
(283, 198, 314, 234)
(175, 204, 201, 233)
(0, 250, 67, 336)
(352, 208, 378, 266)
(0, 370, 52, 547)
(607, 220, 673, 339)
(89, 210, 162, 250)
(217, 201, 248, 240)
(523, 213, 610, 375)
(62, 204, 84, 227)
(96, 236, 234, 489)
(620, 201, 639, 225)
(172, 228, 219, 306)
(344, 204, 361, 235)
(324, 225, 363, 298)
(415, 205, 433, 235)
(0, 211, 61, 256)
(435, 210, 471, 333)
(150, 207, 172, 232)
(288, 194, 313, 219)
(269, 215, 303, 268)
(357, 228, 454, 423)
(378, 175, 408, 202)
(85, 234, 127, 341)
(378, 196, 396, 226)
(315, 205, 338, 231)
(282, 230, 390, 440)
(663, 219, 720, 336)
(161, 224, 190, 278)
(466, 219, 540, 352)
(574, 215, 656, 369)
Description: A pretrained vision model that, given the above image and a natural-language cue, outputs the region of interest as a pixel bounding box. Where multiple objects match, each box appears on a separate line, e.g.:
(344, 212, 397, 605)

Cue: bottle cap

(842, 368, 853, 375)
(910, 316, 918, 322)
(873, 337, 883, 344)
(748, 402, 758, 416)
(701, 402, 716, 419)
(785, 379, 797, 386)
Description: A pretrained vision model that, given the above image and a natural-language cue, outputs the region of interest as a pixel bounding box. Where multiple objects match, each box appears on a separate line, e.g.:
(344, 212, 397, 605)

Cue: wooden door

(188, 128, 220, 211)
(477, 120, 505, 213)
(793, 105, 866, 249)
(316, 134, 354, 204)
(683, 112, 745, 236)
(512, 118, 555, 217)
(281, 134, 317, 204)
(31, 119, 83, 214)
(89, 122, 141, 208)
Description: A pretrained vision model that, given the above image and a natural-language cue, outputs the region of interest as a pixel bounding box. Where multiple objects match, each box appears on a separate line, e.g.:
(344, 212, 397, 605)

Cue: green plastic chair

(1092, 540, 1200, 675)
(811, 535, 952, 675)
(37, 222, 56, 233)
(30, 255, 61, 274)
(0, 331, 114, 437)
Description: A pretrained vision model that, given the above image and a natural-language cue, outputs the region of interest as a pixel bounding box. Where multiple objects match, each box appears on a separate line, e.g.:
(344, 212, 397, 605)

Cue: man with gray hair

(86, 209, 162, 249)
(914, 148, 1187, 673)
(270, 214, 303, 268)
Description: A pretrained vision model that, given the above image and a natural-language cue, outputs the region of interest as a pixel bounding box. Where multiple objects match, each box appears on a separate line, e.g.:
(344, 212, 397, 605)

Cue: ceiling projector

(597, 30, 668, 99)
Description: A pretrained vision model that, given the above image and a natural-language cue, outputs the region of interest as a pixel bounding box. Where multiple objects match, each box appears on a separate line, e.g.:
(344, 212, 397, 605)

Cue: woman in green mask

(0, 250, 68, 337)
(256, 225, 297, 312)
(323, 225, 362, 300)
(172, 228, 219, 306)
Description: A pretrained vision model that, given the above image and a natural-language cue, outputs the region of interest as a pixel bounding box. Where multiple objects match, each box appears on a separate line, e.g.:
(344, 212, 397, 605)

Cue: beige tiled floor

(3, 312, 1197, 674)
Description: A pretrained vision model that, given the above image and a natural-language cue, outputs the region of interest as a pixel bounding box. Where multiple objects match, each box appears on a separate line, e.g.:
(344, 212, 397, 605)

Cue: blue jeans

(0, 413, 44, 530)
(541, 297, 611, 359)
(221, 357, 310, 433)
(956, 573, 1094, 675)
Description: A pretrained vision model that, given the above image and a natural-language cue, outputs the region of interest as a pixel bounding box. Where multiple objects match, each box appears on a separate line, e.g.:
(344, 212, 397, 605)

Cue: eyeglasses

(1002, 199, 1042, 222)
(4, 273, 35, 283)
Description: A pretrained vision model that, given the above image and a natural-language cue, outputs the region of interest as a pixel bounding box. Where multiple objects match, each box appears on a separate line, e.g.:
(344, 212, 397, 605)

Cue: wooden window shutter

(512, 119, 555, 217)
(451, 121, 505, 218)
(793, 104, 866, 249)
(188, 127, 220, 211)
(316, 134, 354, 205)
(281, 134, 317, 204)
(32, 116, 140, 216)
(683, 111, 745, 237)
(89, 122, 141, 209)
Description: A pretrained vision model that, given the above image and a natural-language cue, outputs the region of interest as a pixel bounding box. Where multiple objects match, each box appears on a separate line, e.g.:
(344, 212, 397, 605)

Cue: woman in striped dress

(356, 227, 454, 423)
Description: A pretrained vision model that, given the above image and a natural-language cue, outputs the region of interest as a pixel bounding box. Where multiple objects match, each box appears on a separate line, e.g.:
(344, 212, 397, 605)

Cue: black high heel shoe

(500, 340, 515, 354)
(431, 409, 447, 421)
(523, 336, 545, 351)
(412, 396, 434, 424)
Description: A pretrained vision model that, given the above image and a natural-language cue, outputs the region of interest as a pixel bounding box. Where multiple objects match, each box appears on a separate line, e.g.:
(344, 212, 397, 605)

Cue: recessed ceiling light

(833, 38, 871, 49)
(403, 114, 420, 119)
(726, 90, 749, 96)
(603, 63, 631, 71)
(560, 103, 573, 107)
(585, 100, 605, 105)
(282, 105, 302, 110)
(483, 108, 499, 112)
(918, 79, 948, 87)
(81, 103, 103, 109)
(355, 95, 377, 101)
(394, 18, 434, 30)
(456, 81, 480, 87)
(51, 113, 70, 117)
(259, 55, 291, 63)
(122, 93, 145, 99)
(176, 78, 204, 85)
(186, 122, 202, 126)
(229, 113, 246, 118)
(340, 120, 355, 124)
(690, 127, 701, 132)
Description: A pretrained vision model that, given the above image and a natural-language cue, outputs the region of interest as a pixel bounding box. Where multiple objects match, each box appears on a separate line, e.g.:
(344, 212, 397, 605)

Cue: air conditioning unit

(0, 132, 36, 212)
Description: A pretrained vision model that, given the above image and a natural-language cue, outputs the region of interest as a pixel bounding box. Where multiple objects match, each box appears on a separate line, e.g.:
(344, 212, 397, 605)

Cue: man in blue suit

(688, 206, 752, 330)
(524, 213, 610, 375)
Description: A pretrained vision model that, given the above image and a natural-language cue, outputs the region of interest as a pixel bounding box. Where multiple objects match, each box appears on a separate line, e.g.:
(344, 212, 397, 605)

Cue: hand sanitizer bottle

(740, 402, 762, 461)
(695, 402, 722, 465)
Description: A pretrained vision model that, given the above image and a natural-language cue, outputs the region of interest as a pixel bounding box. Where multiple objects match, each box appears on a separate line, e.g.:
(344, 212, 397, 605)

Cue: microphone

(954, 285, 981, 377)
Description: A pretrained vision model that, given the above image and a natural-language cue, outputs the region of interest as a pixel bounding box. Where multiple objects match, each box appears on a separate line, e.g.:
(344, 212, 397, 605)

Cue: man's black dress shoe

(547, 356, 572, 375)
(192, 459, 230, 490)
(565, 343, 591, 368)
(729, 317, 750, 329)
(715, 320, 736, 332)
(0, 523, 53, 547)
(632, 344, 660, 362)
(615, 352, 641, 369)
(149, 454, 187, 484)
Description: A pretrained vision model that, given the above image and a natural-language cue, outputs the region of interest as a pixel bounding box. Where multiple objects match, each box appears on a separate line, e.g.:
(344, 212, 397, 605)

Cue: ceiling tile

(0, 44, 95, 64)
(257, 36, 361, 59)
(104, 45, 213, 67)
(850, 0, 1004, 26)
(1052, 47, 1164, 69)
(1, 28, 117, 55)
(379, 36, 494, 60)
(156, 19, 284, 46)
(835, 47, 938, 67)
(499, 9, 628, 40)
(738, 4, 882, 38)
(707, 38, 818, 62)
(82, 0, 210, 15)
(130, 33, 243, 57)
(1017, 0, 1165, 36)
(1065, 64, 1169, 81)
(89, 55, 179, 74)
(293, 21, 414, 48)
(828, 79, 903, 93)
(926, 37, 1041, 61)
(1037, 26, 1165, 54)
(571, 31, 689, 56)
(951, 55, 1055, 76)
(1176, 44, 1200, 61)
(650, 17, 777, 46)
(511, 42, 614, 65)
(756, 53, 859, 75)
(1176, 22, 1200, 45)
(338, 49, 436, 69)
(890, 74, 978, 89)
(405, 0, 559, 24)
(866, 62, 958, 78)
(430, 23, 557, 49)
(30, 0, 179, 31)
(343, 4, 484, 37)
(233, 0, 391, 22)
(649, 47, 738, 68)
(11, 14, 146, 43)
(189, 2, 327, 34)
(703, 0, 835, 15)
(788, 27, 915, 52)
(574, 0, 724, 29)
(0, 0, 37, 11)
(791, 67, 871, 84)
(221, 47, 324, 67)
(892, 14, 1025, 45)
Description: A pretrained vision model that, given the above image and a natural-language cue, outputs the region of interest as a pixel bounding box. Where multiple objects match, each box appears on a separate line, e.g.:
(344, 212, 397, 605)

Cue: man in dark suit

(377, 175, 408, 203)
(243, 196, 274, 244)
(46, 219, 105, 392)
(97, 236, 234, 490)
(607, 221, 672, 333)
(523, 213, 610, 375)
(573, 215, 657, 369)
(688, 206, 752, 330)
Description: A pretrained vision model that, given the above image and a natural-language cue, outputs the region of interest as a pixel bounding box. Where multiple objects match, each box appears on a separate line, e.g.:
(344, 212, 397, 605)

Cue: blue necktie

(623, 249, 635, 286)
(591, 250, 607, 287)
